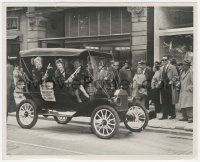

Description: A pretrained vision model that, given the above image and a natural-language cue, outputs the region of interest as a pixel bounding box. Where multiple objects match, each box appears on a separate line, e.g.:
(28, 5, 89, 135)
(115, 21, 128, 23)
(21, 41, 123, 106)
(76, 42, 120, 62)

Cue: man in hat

(178, 59, 193, 123)
(119, 60, 135, 96)
(138, 60, 154, 110)
(159, 55, 179, 120)
(109, 61, 120, 90)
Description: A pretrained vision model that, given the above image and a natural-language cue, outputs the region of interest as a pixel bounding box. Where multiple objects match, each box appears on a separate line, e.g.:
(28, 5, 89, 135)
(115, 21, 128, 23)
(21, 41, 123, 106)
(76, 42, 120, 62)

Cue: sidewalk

(12, 96, 193, 135)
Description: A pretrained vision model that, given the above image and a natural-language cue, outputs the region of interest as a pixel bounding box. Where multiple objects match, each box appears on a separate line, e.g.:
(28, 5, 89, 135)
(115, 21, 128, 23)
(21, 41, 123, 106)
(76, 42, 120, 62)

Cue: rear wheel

(124, 103, 149, 132)
(54, 116, 72, 124)
(91, 105, 120, 139)
(16, 99, 38, 129)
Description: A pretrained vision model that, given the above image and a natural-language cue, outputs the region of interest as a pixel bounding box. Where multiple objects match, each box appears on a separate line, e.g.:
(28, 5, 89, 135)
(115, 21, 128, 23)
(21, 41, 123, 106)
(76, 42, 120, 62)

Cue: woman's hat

(154, 61, 160, 65)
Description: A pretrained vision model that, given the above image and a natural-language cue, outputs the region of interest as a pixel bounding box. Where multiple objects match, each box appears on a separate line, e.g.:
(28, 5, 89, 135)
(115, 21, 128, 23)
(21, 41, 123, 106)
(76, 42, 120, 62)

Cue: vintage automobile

(16, 48, 149, 139)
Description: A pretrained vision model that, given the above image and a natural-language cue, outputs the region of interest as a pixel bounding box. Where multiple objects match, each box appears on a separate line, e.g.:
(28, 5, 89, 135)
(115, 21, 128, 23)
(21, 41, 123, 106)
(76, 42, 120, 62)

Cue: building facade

(7, 6, 194, 66)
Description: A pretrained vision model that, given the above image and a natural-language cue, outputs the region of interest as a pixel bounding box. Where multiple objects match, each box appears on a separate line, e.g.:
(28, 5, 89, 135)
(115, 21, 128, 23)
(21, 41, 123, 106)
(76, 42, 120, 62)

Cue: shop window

(70, 13, 78, 37)
(122, 9, 131, 33)
(79, 13, 89, 37)
(7, 17, 19, 30)
(65, 14, 70, 37)
(100, 9, 110, 35)
(111, 8, 121, 34)
(113, 47, 131, 64)
(159, 34, 193, 63)
(90, 11, 98, 36)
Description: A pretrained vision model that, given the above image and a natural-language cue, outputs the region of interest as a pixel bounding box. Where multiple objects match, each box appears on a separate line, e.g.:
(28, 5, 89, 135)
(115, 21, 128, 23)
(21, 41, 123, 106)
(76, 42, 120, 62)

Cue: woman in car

(55, 58, 89, 103)
(32, 56, 46, 87)
(54, 58, 71, 87)
(70, 59, 90, 103)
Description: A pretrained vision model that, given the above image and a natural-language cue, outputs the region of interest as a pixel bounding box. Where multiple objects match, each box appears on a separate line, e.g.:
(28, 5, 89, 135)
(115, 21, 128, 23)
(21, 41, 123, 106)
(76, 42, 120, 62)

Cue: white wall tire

(124, 103, 149, 132)
(91, 105, 120, 139)
(16, 99, 38, 129)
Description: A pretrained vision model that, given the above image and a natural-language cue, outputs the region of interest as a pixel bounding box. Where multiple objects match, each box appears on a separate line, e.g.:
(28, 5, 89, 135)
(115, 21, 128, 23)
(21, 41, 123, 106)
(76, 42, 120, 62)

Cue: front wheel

(124, 103, 149, 132)
(91, 105, 120, 139)
(16, 99, 38, 129)
(54, 116, 72, 124)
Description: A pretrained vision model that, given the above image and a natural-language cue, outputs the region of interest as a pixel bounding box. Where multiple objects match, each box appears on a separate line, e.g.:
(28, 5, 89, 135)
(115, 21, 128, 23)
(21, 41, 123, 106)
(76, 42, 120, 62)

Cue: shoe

(188, 119, 193, 123)
(169, 115, 176, 119)
(159, 117, 168, 120)
(179, 118, 188, 121)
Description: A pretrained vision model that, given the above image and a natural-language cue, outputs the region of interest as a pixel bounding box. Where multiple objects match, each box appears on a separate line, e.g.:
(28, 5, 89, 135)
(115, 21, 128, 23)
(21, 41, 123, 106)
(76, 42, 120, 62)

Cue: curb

(8, 113, 193, 136)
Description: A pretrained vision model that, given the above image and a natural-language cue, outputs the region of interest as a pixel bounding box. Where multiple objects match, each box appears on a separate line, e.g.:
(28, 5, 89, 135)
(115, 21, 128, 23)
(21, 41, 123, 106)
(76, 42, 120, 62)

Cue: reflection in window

(160, 34, 193, 63)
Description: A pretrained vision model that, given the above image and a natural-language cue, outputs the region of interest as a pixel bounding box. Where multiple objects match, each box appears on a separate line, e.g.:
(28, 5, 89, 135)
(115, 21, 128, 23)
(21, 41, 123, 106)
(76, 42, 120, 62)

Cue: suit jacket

(160, 64, 179, 104)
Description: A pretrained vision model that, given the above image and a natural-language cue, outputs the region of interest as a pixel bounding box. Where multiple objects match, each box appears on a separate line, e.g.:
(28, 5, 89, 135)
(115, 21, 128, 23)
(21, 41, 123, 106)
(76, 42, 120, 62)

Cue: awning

(7, 35, 19, 40)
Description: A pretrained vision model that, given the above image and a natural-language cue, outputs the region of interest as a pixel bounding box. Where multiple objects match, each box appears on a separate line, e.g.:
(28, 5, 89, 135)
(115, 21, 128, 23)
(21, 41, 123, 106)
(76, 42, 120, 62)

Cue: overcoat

(160, 64, 179, 104)
(178, 69, 193, 108)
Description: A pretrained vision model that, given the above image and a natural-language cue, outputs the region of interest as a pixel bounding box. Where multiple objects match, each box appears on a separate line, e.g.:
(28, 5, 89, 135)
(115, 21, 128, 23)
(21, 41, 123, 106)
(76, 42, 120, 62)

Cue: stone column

(127, 7, 147, 67)
(26, 7, 48, 49)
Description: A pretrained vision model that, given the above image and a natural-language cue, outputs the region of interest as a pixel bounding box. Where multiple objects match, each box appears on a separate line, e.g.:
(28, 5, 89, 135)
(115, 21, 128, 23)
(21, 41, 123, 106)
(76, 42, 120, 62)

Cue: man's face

(162, 57, 168, 65)
(113, 62, 119, 70)
(34, 60, 42, 70)
(124, 63, 129, 69)
(178, 65, 183, 71)
(74, 61, 81, 69)
(56, 63, 64, 72)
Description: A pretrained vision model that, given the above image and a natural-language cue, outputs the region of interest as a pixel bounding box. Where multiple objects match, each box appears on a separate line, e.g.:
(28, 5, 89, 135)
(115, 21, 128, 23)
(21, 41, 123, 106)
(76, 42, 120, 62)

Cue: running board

(41, 110, 77, 117)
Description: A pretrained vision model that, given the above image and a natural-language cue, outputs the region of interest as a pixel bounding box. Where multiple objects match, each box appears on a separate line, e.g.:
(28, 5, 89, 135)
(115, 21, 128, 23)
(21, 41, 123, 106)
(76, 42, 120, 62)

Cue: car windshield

(89, 56, 112, 81)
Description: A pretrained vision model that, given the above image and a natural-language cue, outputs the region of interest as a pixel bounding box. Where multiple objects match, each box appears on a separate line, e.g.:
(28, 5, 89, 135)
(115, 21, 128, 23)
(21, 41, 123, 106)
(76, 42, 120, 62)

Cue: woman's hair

(55, 58, 65, 67)
(154, 65, 160, 71)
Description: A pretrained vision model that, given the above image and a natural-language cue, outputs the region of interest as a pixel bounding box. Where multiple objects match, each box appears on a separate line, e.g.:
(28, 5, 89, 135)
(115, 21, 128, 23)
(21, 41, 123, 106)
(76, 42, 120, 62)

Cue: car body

(16, 48, 149, 139)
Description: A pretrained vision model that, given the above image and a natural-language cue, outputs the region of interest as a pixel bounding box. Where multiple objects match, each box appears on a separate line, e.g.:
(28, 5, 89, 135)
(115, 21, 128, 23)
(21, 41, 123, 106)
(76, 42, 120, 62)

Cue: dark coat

(108, 67, 120, 89)
(32, 67, 45, 84)
(143, 67, 154, 89)
(160, 64, 179, 104)
(54, 69, 71, 88)
(119, 67, 135, 84)
(7, 64, 17, 113)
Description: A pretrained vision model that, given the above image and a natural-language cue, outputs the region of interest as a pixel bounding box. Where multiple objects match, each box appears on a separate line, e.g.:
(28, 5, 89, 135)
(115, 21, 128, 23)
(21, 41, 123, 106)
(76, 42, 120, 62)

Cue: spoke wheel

(91, 105, 119, 139)
(124, 103, 149, 132)
(54, 116, 72, 124)
(16, 99, 38, 129)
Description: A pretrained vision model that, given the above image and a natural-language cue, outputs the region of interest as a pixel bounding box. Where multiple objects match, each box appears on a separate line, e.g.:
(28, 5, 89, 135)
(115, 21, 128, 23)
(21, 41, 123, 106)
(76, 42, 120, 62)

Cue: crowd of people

(98, 55, 193, 123)
(8, 52, 193, 123)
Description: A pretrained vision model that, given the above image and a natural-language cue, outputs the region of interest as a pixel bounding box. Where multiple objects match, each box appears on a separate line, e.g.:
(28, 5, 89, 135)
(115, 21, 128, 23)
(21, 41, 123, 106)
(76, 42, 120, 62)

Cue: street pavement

(6, 115, 193, 156)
